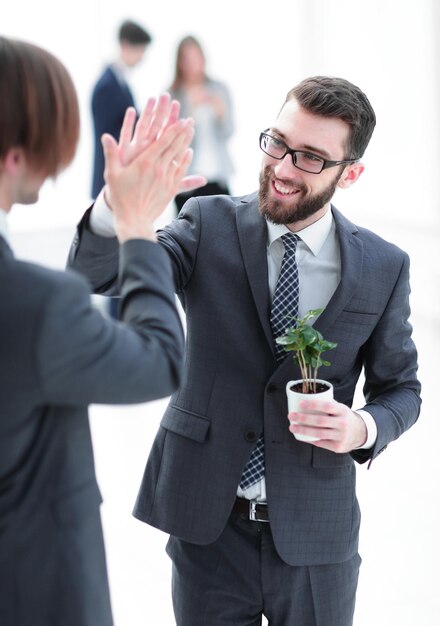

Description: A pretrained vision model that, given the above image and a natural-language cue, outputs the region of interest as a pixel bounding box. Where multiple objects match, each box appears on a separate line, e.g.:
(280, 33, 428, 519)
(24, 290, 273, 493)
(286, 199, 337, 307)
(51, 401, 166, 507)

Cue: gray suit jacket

(1, 236, 184, 626)
(69, 192, 421, 567)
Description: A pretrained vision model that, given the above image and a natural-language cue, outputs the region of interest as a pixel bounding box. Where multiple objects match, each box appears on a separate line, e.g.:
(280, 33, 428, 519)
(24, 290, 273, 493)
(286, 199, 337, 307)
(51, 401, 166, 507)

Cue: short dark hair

(0, 36, 79, 176)
(284, 76, 376, 159)
(118, 20, 152, 46)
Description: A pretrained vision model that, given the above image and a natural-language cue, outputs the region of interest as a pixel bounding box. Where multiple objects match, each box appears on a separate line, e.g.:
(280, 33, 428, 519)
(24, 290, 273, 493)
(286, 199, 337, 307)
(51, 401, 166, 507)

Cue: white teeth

(274, 180, 296, 195)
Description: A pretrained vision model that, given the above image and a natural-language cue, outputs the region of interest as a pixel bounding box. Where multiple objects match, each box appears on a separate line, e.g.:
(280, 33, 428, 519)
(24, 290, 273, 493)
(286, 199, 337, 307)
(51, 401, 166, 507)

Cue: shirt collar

(111, 60, 129, 84)
(266, 207, 334, 256)
(0, 209, 9, 245)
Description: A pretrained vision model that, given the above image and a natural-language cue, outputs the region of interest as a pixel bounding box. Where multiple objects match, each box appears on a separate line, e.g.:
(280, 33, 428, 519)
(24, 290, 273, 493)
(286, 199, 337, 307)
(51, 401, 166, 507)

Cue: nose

(274, 153, 299, 178)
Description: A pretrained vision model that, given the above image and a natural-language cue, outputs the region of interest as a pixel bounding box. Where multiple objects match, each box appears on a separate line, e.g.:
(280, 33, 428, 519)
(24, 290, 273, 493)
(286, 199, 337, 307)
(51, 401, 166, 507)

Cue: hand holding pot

(288, 398, 367, 453)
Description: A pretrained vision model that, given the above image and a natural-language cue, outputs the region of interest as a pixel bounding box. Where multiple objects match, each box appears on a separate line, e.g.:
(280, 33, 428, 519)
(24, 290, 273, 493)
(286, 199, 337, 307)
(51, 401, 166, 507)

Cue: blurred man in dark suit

(91, 20, 152, 200)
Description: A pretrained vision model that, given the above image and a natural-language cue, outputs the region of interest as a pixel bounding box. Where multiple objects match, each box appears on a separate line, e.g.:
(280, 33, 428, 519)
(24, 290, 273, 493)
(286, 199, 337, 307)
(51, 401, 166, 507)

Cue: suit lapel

(235, 199, 364, 360)
(236, 194, 275, 352)
(313, 205, 363, 336)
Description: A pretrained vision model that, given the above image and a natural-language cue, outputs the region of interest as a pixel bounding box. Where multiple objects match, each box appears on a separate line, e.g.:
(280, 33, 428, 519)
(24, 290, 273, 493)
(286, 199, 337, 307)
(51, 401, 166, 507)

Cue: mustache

(262, 166, 307, 193)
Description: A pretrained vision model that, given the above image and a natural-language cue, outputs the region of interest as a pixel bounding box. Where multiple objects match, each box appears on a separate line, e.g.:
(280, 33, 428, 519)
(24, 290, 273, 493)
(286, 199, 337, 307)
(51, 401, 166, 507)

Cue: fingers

(118, 107, 137, 149)
(130, 94, 181, 149)
(287, 399, 353, 450)
(298, 399, 339, 415)
(166, 120, 195, 165)
(179, 174, 208, 193)
(170, 148, 193, 182)
(146, 92, 173, 140)
(161, 99, 181, 134)
(138, 117, 194, 168)
(132, 97, 157, 145)
(101, 133, 118, 177)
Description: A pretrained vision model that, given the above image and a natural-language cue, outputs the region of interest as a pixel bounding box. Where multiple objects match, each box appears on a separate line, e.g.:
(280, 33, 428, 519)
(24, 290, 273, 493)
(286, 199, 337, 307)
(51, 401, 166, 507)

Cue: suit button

(245, 430, 258, 442)
(267, 383, 277, 392)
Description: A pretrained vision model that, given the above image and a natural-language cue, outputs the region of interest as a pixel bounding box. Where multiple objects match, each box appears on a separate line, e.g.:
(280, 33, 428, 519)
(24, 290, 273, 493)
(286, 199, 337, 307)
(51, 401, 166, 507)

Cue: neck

(0, 185, 13, 213)
(286, 205, 329, 233)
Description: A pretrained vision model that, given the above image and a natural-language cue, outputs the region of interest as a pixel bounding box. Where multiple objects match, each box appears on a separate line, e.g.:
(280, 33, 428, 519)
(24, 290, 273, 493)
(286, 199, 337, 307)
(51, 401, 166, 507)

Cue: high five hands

(101, 93, 206, 242)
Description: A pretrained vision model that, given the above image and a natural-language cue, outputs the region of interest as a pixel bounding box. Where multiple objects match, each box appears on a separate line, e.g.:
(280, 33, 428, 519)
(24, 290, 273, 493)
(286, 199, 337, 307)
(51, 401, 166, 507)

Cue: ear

(337, 162, 364, 189)
(3, 147, 26, 176)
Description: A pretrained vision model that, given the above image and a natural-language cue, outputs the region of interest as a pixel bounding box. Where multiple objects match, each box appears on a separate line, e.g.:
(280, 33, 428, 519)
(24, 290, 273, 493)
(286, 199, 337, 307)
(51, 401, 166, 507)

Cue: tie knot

(281, 233, 299, 255)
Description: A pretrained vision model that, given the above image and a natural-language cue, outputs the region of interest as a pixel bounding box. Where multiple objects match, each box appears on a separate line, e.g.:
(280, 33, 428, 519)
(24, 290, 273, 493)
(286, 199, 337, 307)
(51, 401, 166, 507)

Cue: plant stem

(299, 352, 310, 393)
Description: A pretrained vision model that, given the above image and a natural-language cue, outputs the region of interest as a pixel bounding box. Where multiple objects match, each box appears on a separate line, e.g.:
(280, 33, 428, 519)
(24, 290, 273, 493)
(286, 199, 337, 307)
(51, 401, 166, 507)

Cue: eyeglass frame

(259, 129, 359, 174)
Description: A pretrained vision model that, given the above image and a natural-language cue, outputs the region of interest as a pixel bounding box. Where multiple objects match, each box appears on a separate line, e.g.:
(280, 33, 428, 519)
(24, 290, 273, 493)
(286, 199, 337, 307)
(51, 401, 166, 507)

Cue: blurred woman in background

(169, 35, 235, 213)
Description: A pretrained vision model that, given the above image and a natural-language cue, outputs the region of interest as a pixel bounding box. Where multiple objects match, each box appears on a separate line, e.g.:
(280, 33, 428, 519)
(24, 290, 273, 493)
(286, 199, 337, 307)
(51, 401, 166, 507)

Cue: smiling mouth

(272, 179, 303, 196)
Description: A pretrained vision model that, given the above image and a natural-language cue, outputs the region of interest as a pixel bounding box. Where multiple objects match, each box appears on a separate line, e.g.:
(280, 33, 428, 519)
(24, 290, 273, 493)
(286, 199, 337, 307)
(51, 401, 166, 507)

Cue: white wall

(4, 0, 440, 233)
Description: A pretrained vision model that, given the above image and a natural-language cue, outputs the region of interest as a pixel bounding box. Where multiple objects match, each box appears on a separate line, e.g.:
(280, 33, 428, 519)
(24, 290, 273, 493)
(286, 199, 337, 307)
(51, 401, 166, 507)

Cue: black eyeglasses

(259, 130, 358, 174)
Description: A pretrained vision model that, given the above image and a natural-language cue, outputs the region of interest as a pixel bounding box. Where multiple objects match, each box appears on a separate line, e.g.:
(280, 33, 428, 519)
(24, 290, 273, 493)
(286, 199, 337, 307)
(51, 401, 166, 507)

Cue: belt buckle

(249, 500, 269, 523)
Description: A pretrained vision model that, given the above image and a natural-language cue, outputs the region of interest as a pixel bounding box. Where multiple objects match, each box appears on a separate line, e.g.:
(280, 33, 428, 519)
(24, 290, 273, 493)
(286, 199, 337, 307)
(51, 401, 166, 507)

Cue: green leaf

(301, 326, 318, 345)
(275, 308, 337, 383)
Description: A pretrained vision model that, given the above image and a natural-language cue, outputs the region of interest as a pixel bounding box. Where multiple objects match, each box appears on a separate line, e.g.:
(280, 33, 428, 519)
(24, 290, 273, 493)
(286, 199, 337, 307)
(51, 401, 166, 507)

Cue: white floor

(10, 223, 440, 625)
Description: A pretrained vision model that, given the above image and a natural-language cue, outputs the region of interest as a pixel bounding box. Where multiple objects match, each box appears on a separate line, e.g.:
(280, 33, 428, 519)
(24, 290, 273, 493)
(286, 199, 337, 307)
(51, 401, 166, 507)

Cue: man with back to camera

(0, 34, 205, 626)
(68, 75, 421, 626)
(91, 19, 152, 200)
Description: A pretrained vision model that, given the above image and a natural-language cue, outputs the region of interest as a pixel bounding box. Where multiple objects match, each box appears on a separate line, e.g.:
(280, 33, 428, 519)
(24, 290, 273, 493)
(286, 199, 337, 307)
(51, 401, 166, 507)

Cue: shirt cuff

(353, 409, 377, 449)
(89, 189, 117, 237)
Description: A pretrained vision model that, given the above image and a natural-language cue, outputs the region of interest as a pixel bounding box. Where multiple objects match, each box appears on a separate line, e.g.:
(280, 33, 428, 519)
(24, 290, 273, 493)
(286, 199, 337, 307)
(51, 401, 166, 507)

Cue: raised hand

(101, 95, 205, 242)
(108, 94, 205, 195)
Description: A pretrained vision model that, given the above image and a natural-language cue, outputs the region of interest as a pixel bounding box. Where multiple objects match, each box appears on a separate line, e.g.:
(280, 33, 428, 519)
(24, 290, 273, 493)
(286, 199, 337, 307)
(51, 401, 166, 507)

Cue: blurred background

(3, 0, 440, 624)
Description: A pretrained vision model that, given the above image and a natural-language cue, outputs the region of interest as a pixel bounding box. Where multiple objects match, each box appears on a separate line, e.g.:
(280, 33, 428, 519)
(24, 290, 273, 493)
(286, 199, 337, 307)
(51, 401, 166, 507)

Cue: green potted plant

(275, 308, 337, 442)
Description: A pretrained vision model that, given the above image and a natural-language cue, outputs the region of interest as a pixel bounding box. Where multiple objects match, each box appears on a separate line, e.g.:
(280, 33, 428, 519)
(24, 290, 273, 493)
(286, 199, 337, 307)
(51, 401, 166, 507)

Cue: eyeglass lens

(260, 134, 324, 173)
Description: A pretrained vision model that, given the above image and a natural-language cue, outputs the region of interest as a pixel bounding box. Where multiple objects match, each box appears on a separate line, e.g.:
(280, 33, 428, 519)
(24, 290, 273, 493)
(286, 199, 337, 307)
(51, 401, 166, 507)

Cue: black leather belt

(233, 497, 269, 523)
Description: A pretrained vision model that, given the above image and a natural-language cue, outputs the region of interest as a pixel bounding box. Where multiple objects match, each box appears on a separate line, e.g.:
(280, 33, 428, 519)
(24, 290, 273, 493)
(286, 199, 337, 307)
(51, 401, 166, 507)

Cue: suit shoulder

(332, 206, 409, 261)
(92, 66, 114, 87)
(8, 259, 90, 300)
(354, 224, 408, 261)
(195, 191, 257, 217)
(0, 261, 92, 344)
(91, 67, 119, 98)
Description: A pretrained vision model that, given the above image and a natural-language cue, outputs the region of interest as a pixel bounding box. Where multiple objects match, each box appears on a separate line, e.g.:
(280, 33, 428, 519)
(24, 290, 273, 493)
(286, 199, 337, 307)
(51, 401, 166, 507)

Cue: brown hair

(171, 35, 207, 91)
(284, 76, 376, 159)
(0, 36, 80, 177)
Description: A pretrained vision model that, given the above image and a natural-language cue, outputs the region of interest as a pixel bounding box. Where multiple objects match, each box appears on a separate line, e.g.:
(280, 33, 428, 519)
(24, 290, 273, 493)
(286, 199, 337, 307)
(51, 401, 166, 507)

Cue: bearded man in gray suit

(69, 76, 421, 626)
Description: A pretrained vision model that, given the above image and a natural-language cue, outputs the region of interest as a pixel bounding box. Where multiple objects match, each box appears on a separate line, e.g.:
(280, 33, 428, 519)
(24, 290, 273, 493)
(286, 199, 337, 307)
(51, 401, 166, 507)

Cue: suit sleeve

(92, 80, 134, 141)
(68, 199, 202, 296)
(91, 76, 136, 198)
(38, 239, 184, 405)
(351, 252, 421, 465)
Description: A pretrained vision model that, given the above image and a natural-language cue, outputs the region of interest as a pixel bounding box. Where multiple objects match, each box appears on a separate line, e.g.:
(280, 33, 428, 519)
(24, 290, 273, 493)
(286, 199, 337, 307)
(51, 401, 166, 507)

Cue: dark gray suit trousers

(166, 508, 360, 626)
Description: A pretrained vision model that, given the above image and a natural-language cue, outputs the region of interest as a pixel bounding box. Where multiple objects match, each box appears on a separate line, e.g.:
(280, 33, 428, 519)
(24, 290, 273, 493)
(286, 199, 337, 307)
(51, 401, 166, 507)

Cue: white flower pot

(285, 379, 334, 442)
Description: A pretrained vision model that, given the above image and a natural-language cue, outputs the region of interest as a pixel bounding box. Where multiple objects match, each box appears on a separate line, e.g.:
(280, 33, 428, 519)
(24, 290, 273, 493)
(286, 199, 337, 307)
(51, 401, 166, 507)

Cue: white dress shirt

(89, 196, 377, 502)
(110, 61, 131, 90)
(0, 209, 10, 244)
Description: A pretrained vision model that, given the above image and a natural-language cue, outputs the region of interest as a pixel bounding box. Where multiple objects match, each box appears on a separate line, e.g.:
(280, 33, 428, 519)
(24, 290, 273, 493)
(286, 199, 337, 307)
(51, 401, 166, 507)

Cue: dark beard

(258, 166, 341, 225)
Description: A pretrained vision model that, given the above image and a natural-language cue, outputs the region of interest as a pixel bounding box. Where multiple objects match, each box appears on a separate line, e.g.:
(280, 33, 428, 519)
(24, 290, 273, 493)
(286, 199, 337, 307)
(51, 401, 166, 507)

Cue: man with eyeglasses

(69, 76, 421, 626)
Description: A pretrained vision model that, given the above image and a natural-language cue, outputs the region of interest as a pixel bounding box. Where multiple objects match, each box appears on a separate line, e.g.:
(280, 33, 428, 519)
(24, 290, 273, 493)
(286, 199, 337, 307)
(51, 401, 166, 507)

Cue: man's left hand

(288, 399, 367, 453)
